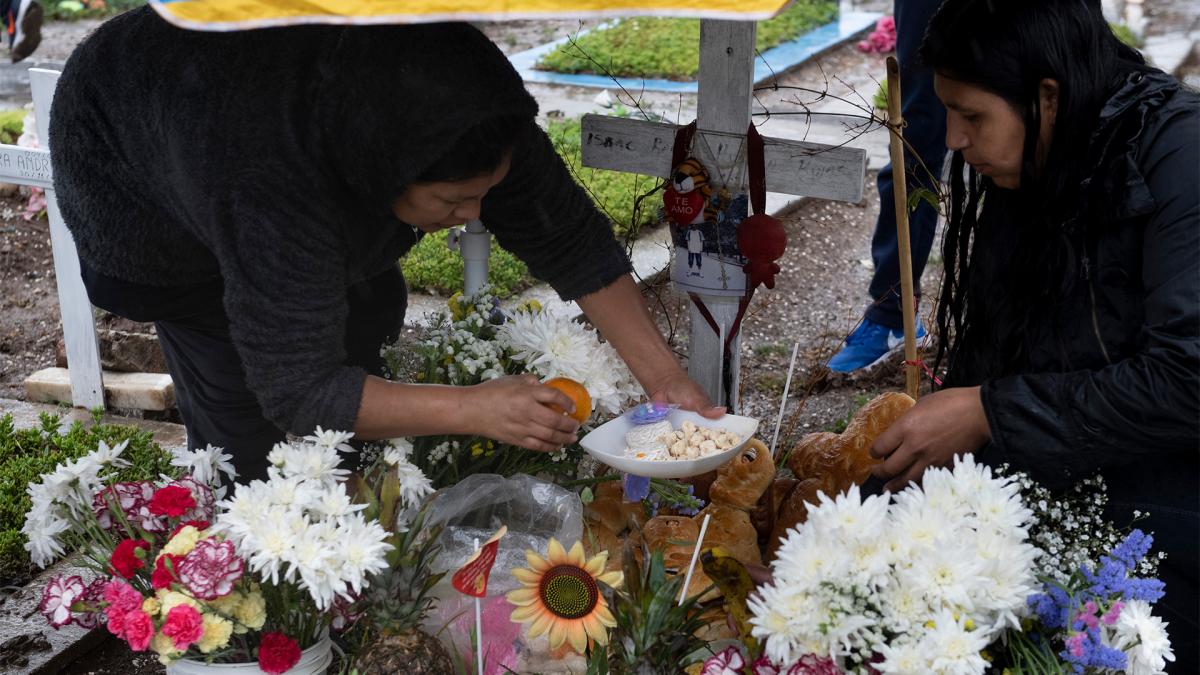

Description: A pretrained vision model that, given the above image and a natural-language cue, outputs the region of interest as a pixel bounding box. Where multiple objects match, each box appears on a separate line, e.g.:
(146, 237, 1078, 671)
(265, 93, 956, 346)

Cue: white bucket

(165, 633, 332, 675)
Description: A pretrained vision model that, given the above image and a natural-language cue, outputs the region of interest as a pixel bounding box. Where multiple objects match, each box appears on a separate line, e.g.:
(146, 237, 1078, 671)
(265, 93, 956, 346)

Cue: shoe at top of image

(827, 317, 928, 373)
(8, 0, 42, 63)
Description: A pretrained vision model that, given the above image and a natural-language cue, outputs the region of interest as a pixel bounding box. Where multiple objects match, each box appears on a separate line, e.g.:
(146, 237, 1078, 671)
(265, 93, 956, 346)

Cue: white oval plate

(579, 410, 760, 479)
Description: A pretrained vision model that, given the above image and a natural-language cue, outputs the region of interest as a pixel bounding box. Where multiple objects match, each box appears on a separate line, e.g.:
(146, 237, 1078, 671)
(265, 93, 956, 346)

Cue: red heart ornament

(664, 187, 706, 226)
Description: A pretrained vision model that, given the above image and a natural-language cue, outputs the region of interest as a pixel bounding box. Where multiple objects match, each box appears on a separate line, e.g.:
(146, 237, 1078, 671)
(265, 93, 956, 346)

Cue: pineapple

(350, 467, 454, 674)
(586, 543, 713, 674)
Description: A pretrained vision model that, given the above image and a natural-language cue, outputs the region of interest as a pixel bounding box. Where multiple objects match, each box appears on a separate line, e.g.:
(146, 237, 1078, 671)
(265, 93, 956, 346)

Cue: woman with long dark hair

(868, 0, 1198, 667)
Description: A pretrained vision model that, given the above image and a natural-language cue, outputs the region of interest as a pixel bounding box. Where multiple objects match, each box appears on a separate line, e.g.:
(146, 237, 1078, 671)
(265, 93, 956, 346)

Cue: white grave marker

(0, 68, 105, 410)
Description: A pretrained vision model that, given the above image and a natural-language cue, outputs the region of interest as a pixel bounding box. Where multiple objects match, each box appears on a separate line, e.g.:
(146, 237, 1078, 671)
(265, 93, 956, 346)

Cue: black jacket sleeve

(979, 101, 1200, 487)
(480, 123, 632, 301)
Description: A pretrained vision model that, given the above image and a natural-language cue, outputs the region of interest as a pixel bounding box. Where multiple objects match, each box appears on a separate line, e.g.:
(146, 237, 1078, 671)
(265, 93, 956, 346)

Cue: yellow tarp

(149, 0, 790, 30)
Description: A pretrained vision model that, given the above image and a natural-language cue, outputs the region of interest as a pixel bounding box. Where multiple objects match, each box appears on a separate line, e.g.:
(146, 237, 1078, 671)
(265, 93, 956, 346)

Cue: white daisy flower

(303, 427, 356, 454)
(171, 444, 237, 487)
(1114, 600, 1175, 675)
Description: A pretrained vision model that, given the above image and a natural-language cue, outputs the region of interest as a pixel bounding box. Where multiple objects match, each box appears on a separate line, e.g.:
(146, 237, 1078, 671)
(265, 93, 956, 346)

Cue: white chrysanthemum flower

(498, 306, 639, 416)
(90, 439, 132, 470)
(394, 460, 434, 509)
(805, 486, 890, 545)
(969, 528, 1040, 635)
(876, 637, 929, 675)
(498, 307, 593, 381)
(171, 444, 237, 487)
(275, 444, 349, 488)
(304, 427, 356, 454)
(1114, 600, 1175, 675)
(901, 544, 986, 616)
(878, 579, 930, 635)
(332, 515, 392, 596)
(919, 610, 990, 675)
(310, 486, 366, 521)
(382, 438, 414, 466)
(22, 513, 69, 567)
(215, 442, 392, 610)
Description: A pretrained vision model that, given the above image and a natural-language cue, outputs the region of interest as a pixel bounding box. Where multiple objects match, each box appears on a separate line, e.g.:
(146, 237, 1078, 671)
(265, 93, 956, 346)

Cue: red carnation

(152, 553, 185, 590)
(109, 539, 151, 579)
(150, 485, 197, 518)
(258, 632, 302, 674)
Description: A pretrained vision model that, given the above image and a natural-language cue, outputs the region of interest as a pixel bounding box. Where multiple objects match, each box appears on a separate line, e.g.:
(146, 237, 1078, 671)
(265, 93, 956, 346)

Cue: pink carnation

(702, 646, 746, 674)
(178, 538, 244, 600)
(73, 578, 108, 630)
(878, 16, 895, 32)
(102, 579, 143, 615)
(92, 481, 164, 533)
(40, 575, 85, 629)
(121, 609, 155, 652)
(161, 604, 205, 651)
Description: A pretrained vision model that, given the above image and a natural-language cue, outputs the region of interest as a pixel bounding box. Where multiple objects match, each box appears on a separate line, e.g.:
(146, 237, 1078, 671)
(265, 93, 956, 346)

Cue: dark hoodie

(49, 8, 631, 435)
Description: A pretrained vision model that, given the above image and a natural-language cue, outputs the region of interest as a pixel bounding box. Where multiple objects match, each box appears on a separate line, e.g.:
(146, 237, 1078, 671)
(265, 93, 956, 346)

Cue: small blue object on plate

(626, 401, 675, 425)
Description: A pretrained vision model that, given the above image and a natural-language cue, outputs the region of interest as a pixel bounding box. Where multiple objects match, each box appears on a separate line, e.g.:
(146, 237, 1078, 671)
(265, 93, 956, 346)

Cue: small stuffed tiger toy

(670, 157, 719, 222)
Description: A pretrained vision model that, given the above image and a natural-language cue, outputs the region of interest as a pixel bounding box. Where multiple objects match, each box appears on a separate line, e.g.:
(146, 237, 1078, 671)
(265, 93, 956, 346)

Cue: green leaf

(907, 187, 942, 216)
(379, 471, 402, 531)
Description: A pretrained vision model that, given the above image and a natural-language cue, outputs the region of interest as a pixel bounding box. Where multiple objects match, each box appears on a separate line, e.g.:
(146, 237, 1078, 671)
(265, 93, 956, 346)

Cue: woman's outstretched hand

(868, 386, 991, 492)
(464, 375, 580, 453)
(648, 370, 726, 420)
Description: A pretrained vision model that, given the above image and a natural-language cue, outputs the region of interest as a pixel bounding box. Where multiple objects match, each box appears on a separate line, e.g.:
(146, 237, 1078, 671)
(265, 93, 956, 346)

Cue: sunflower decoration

(506, 538, 623, 653)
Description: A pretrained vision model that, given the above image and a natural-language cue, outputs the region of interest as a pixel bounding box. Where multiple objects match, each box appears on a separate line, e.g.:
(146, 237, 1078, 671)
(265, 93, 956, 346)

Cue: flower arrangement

(27, 430, 397, 673)
(1010, 529, 1174, 674)
(382, 290, 641, 486)
(748, 455, 1040, 674)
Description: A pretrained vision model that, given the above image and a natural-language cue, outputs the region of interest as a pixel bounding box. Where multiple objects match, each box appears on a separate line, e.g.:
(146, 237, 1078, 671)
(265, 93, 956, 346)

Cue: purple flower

(1028, 583, 1072, 630)
(623, 474, 651, 502)
(1082, 530, 1165, 602)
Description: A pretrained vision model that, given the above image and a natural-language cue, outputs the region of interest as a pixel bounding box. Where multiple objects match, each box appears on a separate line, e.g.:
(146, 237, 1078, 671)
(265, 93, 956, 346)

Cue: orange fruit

(543, 377, 591, 424)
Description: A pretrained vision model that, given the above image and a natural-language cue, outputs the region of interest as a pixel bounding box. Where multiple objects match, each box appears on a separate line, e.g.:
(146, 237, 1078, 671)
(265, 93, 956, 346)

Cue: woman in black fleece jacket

(49, 7, 720, 481)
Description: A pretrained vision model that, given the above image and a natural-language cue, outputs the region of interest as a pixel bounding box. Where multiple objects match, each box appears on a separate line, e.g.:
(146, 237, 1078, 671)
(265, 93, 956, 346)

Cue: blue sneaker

(827, 318, 927, 373)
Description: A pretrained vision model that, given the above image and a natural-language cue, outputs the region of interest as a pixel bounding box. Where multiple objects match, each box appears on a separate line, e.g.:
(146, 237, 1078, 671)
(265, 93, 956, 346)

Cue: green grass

(400, 230, 532, 298)
(0, 412, 175, 582)
(537, 0, 839, 81)
(0, 109, 23, 145)
(47, 0, 146, 20)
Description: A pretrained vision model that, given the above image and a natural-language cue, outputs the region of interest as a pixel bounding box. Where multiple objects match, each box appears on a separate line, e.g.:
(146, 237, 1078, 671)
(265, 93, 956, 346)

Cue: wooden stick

(885, 56, 920, 400)
(679, 513, 712, 606)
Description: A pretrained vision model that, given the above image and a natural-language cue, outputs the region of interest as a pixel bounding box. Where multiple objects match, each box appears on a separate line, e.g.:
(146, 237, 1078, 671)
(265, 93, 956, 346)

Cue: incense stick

(770, 341, 800, 460)
(678, 513, 712, 605)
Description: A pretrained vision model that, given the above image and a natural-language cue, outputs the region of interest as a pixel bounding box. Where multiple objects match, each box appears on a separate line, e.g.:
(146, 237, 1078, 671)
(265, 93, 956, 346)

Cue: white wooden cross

(0, 68, 105, 410)
(581, 21, 866, 410)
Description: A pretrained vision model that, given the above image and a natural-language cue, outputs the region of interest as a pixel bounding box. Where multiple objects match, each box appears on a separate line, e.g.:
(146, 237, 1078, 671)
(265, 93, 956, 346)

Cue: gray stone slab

(0, 557, 105, 675)
(0, 397, 188, 453)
